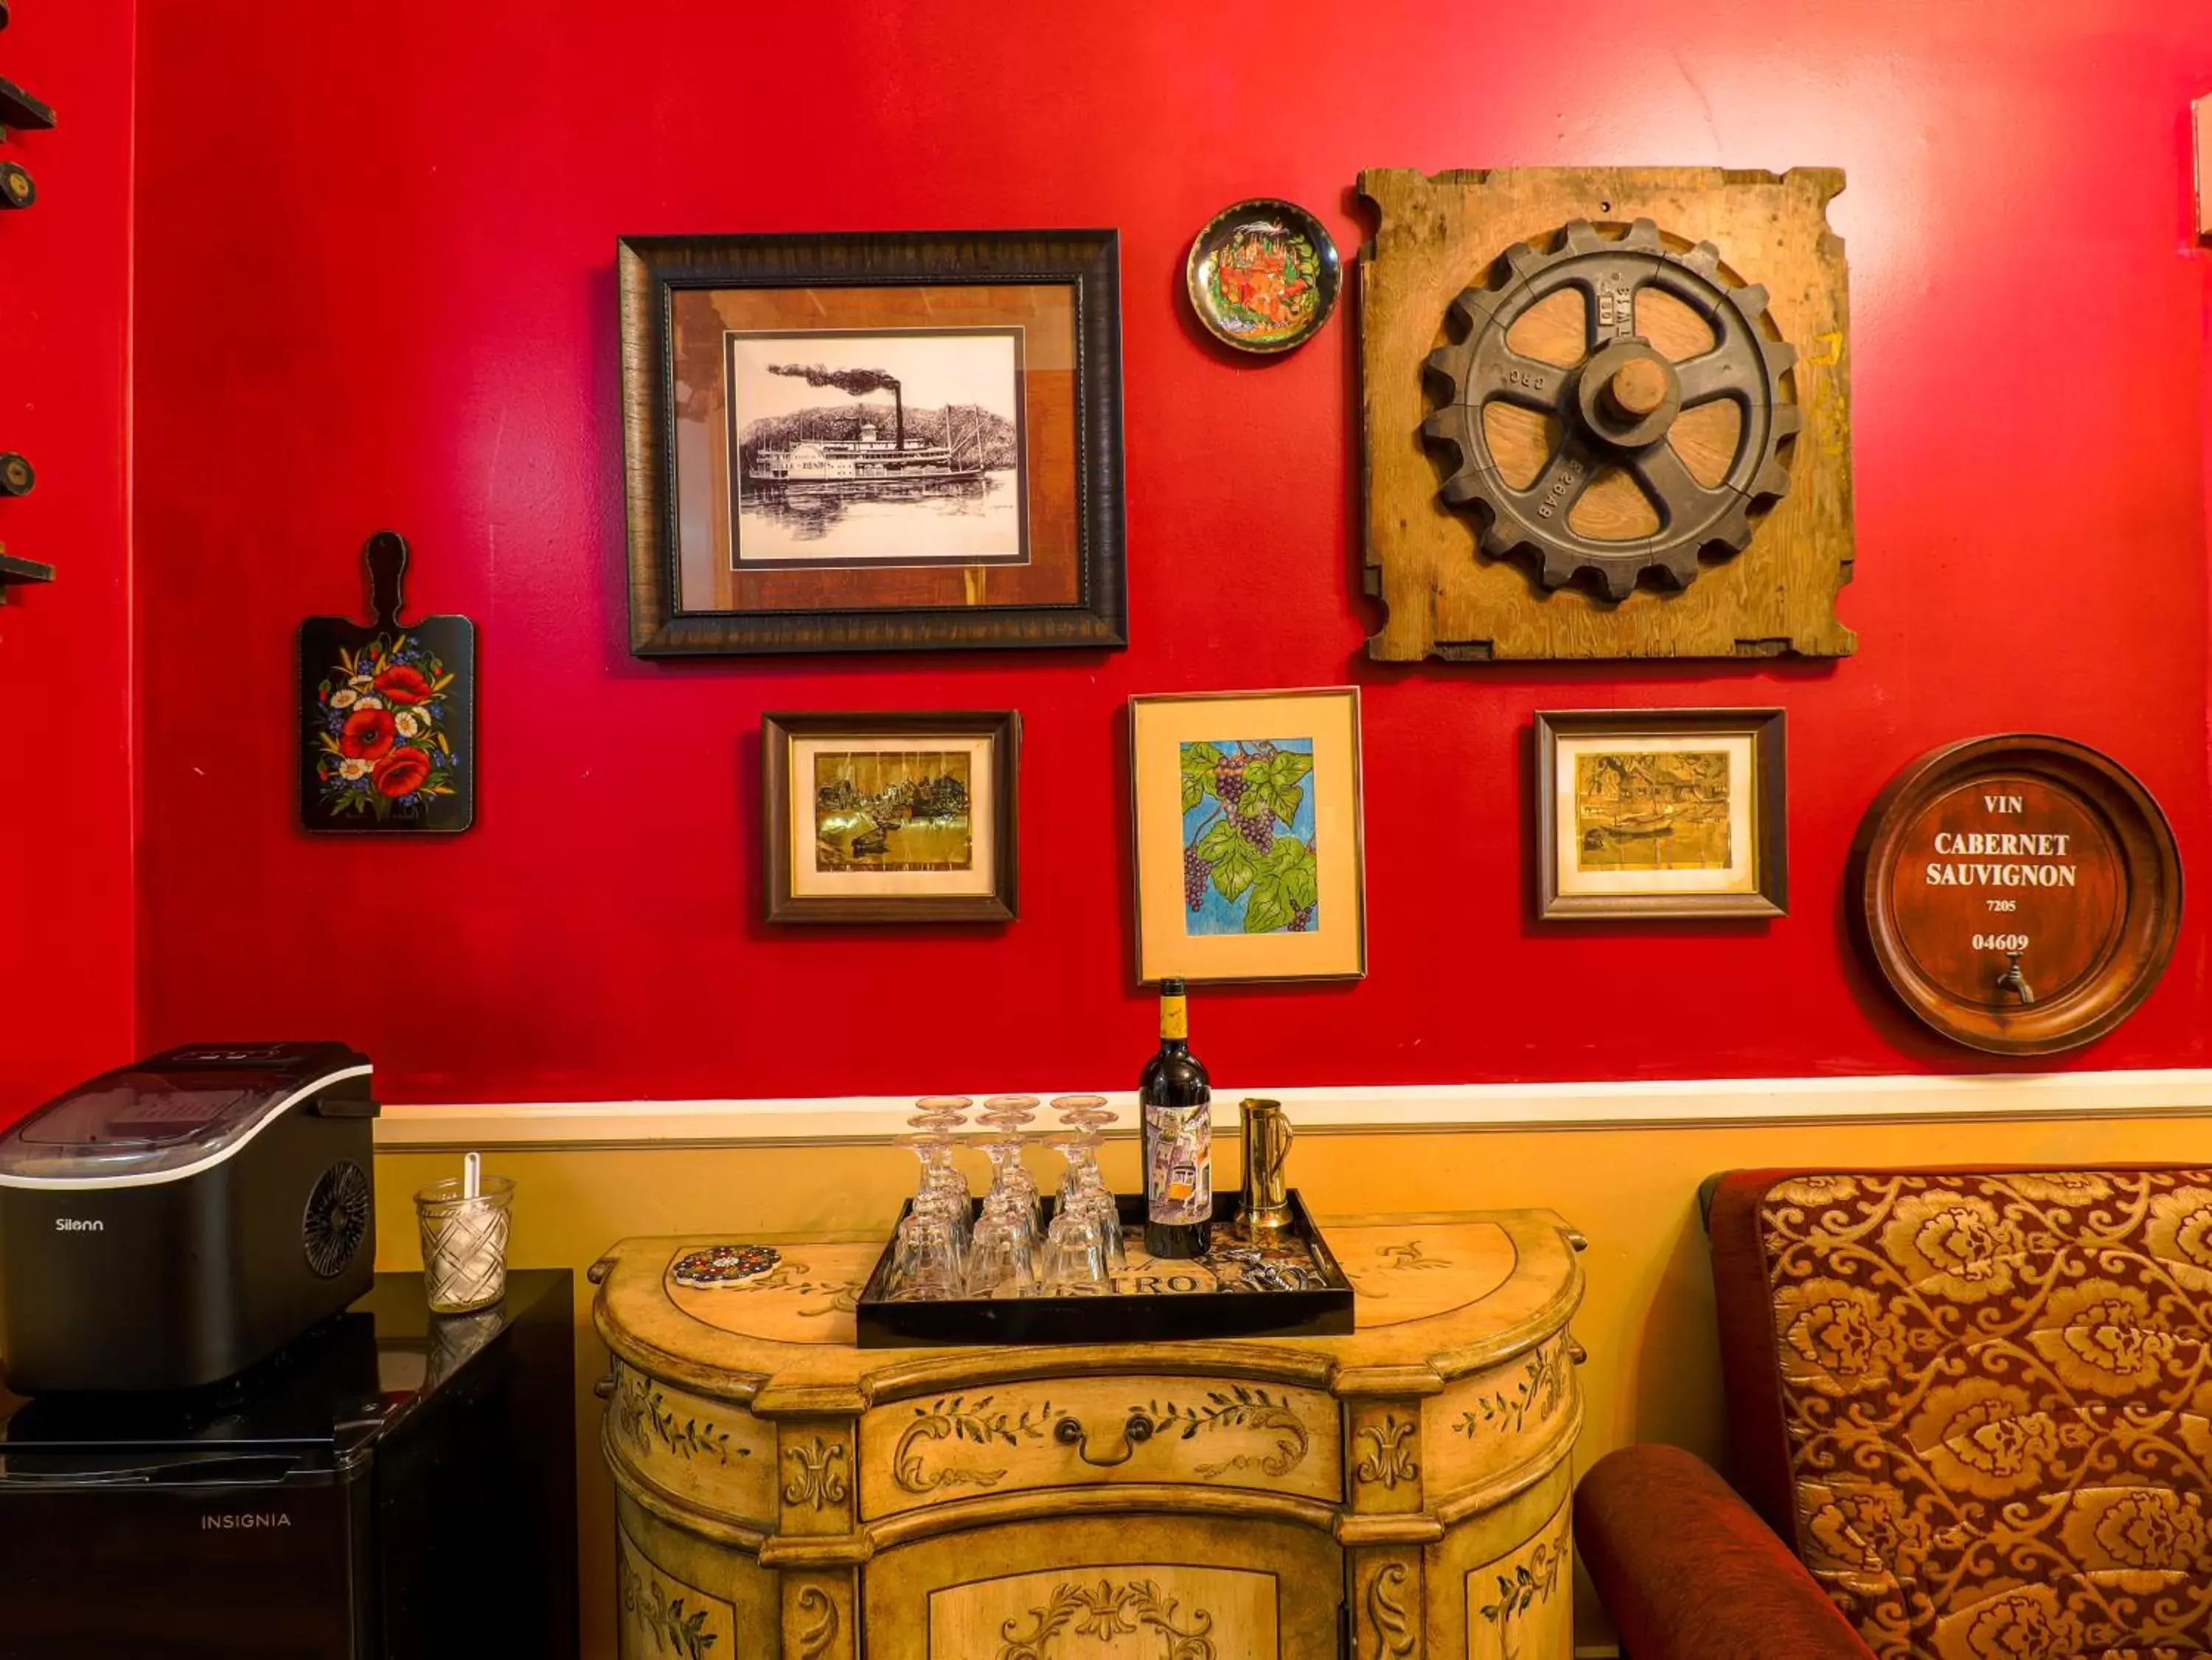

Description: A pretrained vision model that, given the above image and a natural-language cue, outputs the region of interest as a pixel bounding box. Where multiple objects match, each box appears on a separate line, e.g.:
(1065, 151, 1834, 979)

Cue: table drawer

(858, 1374, 1342, 1518)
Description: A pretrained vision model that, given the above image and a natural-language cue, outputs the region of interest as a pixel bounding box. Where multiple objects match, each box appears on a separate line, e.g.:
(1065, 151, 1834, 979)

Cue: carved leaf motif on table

(894, 1395, 1059, 1493)
(1354, 1415, 1419, 1490)
(1479, 1543, 1562, 1660)
(1364, 1560, 1418, 1659)
(995, 1578, 1217, 1660)
(782, 1436, 852, 1510)
(795, 1584, 840, 1660)
(619, 1550, 723, 1659)
(616, 1369, 742, 1465)
(1354, 1238, 1453, 1300)
(1141, 1386, 1312, 1479)
(1377, 1240, 1451, 1271)
(1455, 1341, 1566, 1441)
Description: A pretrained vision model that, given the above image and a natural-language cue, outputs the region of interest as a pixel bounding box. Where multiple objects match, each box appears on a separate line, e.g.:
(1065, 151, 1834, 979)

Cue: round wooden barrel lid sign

(1851, 736, 2181, 1055)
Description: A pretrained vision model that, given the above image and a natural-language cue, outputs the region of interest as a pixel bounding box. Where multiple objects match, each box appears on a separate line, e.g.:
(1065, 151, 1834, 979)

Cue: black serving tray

(855, 1188, 1354, 1349)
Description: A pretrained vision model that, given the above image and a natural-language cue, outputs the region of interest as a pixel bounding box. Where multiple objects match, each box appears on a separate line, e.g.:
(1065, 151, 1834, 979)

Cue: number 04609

(1973, 933, 2030, 952)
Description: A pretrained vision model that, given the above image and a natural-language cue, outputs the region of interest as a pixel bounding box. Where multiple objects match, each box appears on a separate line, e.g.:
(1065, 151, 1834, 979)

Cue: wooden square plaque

(1358, 167, 1855, 662)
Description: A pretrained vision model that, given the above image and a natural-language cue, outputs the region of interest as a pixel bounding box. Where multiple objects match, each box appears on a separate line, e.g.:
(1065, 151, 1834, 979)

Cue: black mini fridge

(0, 1269, 578, 1659)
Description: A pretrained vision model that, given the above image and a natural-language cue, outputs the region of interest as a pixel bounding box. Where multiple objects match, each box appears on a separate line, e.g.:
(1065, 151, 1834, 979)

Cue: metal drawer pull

(1568, 1339, 1588, 1367)
(1053, 1414, 1150, 1468)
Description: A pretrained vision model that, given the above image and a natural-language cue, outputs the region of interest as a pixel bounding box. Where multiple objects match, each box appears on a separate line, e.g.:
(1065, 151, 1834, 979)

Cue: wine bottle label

(1147, 1103, 1212, 1224)
(1159, 996, 1189, 1042)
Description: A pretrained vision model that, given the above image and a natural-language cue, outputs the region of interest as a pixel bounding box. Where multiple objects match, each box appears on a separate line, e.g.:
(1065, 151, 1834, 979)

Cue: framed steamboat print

(1130, 688, 1367, 983)
(763, 711, 1019, 924)
(620, 231, 1127, 655)
(1535, 708, 1787, 920)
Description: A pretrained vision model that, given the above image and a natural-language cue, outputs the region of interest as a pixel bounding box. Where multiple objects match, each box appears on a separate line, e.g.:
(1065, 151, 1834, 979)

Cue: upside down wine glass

(890, 1097, 972, 1300)
(909, 1101, 974, 1249)
(964, 1131, 1041, 1297)
(978, 1095, 1043, 1240)
(1040, 1131, 1111, 1294)
(1051, 1096, 1126, 1272)
(890, 1133, 964, 1300)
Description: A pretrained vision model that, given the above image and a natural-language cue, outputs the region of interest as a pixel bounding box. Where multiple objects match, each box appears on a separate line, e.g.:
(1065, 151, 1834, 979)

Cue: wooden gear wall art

(1358, 167, 1855, 661)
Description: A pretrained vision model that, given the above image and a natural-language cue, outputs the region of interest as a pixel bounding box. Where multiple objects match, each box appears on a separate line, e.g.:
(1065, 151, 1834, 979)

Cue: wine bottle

(1139, 978, 1213, 1260)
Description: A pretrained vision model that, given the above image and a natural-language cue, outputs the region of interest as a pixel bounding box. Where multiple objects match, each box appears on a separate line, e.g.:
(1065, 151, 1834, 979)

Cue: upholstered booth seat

(1577, 1168, 2212, 1660)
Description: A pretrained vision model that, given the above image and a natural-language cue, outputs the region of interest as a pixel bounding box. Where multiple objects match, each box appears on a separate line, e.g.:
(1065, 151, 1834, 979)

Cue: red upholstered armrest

(1576, 1445, 1874, 1660)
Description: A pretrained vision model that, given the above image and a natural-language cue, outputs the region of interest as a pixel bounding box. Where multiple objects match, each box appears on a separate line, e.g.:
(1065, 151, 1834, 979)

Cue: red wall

(125, 0, 2212, 1106)
(0, 1, 135, 1117)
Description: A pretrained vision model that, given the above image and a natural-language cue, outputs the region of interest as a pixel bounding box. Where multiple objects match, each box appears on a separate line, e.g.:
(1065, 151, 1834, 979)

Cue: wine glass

(1040, 1132, 1112, 1294)
(891, 1128, 967, 1299)
(978, 1097, 1043, 1238)
(965, 1142, 1041, 1298)
(1046, 1098, 1124, 1270)
(906, 1108, 973, 1251)
(1051, 1093, 1112, 1129)
(889, 1140, 969, 1308)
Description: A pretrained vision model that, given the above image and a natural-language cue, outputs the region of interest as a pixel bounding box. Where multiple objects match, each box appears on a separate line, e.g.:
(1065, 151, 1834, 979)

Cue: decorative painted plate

(670, 1243, 782, 1289)
(1186, 198, 1342, 355)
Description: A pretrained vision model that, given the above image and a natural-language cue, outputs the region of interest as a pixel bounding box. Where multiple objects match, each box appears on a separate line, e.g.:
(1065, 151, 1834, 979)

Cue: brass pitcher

(1238, 1098, 1294, 1234)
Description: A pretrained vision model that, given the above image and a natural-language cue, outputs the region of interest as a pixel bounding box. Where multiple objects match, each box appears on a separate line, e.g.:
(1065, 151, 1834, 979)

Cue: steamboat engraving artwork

(1573, 750, 1731, 873)
(1536, 710, 1785, 919)
(813, 749, 973, 873)
(725, 327, 1029, 571)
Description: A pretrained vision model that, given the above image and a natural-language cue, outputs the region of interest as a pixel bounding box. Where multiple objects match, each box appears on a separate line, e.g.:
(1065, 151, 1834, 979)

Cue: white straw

(462, 1149, 481, 1200)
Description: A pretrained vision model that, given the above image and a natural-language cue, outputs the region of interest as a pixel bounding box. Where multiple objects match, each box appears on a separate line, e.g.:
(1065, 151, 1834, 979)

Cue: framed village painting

(620, 231, 1127, 655)
(762, 711, 1019, 924)
(1130, 688, 1367, 983)
(1534, 708, 1787, 920)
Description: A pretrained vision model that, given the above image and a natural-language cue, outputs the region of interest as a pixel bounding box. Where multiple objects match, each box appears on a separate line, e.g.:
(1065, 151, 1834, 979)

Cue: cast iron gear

(1421, 217, 1800, 600)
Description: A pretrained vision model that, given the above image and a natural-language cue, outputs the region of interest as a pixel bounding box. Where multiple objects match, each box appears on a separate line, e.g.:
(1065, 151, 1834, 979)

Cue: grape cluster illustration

(1184, 845, 1213, 911)
(1175, 738, 1320, 936)
(1214, 751, 1248, 812)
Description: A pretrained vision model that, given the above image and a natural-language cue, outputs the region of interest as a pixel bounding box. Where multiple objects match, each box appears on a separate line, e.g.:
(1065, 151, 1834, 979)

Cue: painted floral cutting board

(297, 530, 476, 833)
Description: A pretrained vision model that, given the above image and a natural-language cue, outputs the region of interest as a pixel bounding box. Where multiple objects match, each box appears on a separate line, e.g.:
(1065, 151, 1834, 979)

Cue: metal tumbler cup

(1237, 1098, 1294, 1233)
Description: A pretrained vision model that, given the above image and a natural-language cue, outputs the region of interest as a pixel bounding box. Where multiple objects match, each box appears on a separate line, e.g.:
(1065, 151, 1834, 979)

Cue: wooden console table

(591, 1210, 1585, 1659)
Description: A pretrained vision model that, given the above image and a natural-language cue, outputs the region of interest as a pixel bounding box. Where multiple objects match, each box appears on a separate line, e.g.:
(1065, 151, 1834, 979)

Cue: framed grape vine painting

(1130, 688, 1366, 983)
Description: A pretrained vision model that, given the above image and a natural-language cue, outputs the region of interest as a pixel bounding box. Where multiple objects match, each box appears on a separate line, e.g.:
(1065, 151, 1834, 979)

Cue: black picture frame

(619, 230, 1127, 656)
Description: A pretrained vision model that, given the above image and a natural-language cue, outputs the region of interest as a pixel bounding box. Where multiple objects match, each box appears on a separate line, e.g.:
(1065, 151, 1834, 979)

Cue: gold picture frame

(1534, 708, 1787, 920)
(1130, 688, 1366, 983)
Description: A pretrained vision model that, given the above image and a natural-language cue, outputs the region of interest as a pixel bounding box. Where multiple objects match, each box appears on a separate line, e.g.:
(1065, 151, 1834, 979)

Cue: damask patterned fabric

(1731, 1169, 2212, 1660)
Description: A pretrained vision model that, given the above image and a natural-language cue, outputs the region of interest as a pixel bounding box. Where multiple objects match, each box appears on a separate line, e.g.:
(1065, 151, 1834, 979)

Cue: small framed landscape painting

(620, 230, 1127, 656)
(1534, 708, 1787, 921)
(1130, 688, 1367, 983)
(762, 712, 1019, 924)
